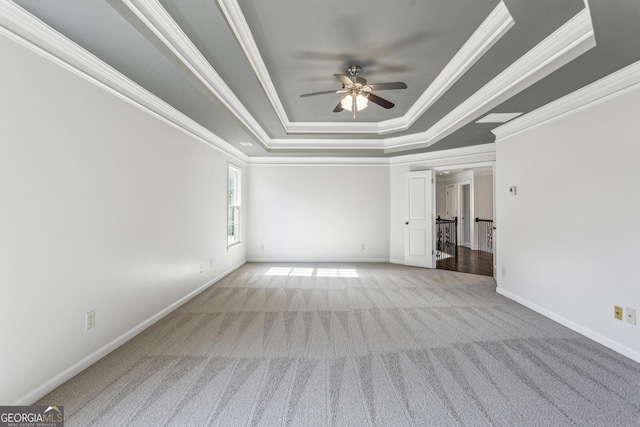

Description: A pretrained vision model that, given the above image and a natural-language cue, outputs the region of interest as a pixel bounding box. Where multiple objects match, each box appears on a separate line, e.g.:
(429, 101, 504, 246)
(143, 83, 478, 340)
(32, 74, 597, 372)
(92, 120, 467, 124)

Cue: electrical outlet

(210, 258, 213, 269)
(86, 310, 95, 330)
(200, 264, 204, 273)
(361, 243, 366, 250)
(260, 244, 264, 250)
(501, 266, 506, 276)
(614, 305, 623, 320)
(626, 307, 636, 325)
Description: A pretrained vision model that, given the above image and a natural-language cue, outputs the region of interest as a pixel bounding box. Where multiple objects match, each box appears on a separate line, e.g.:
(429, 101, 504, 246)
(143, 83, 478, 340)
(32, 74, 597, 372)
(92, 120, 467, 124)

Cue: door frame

(433, 163, 495, 252)
(457, 179, 474, 249)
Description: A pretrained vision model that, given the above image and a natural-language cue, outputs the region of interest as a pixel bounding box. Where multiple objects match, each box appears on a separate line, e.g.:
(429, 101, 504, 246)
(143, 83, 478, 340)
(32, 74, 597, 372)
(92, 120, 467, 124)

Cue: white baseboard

(13, 260, 246, 405)
(496, 287, 640, 364)
(246, 257, 390, 263)
(389, 258, 405, 265)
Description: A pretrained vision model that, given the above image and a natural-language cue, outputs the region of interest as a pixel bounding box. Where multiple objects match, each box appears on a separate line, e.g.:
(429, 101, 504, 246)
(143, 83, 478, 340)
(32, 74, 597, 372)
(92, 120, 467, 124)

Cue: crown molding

(248, 143, 496, 166)
(389, 143, 496, 166)
(122, 0, 271, 149)
(267, 138, 384, 151)
(0, 1, 249, 163)
(3, 0, 595, 159)
(249, 157, 390, 166)
(254, 6, 594, 153)
(378, 1, 514, 135)
(493, 59, 640, 140)
(381, 6, 596, 152)
(218, 0, 513, 135)
(215, 0, 291, 132)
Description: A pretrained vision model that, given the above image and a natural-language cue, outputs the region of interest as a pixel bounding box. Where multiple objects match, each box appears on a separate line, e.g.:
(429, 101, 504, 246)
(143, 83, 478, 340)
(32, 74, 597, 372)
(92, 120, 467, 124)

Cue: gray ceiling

(12, 0, 640, 157)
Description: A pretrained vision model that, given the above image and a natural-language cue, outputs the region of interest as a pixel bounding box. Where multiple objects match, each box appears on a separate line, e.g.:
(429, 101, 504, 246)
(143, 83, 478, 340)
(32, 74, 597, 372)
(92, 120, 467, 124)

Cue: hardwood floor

(437, 246, 494, 276)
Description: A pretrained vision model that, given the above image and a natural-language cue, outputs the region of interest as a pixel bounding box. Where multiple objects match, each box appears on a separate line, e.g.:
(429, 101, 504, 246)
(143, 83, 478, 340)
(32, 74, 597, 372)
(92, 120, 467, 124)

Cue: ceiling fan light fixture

(341, 93, 369, 111)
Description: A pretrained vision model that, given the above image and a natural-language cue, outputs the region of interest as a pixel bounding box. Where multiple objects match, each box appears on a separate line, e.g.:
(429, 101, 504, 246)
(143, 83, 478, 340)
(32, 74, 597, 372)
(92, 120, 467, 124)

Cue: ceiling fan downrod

(348, 65, 362, 80)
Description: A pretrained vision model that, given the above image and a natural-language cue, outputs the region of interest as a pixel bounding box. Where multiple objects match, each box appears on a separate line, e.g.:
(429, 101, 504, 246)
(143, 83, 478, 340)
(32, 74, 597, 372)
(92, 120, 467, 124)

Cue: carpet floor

(37, 263, 640, 426)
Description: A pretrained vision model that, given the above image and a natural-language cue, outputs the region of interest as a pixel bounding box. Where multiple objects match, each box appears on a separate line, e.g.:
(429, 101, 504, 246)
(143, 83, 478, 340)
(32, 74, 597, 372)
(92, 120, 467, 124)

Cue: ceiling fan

(300, 65, 407, 118)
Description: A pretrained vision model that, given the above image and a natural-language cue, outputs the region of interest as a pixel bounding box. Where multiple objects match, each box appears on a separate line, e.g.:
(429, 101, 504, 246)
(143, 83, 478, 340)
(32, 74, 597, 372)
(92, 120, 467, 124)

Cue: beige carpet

(37, 263, 640, 426)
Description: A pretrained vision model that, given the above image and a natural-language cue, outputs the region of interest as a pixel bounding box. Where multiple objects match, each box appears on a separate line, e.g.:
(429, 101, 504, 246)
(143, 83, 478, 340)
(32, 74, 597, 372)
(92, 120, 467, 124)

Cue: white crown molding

(267, 138, 384, 151)
(122, 0, 271, 148)
(263, 6, 594, 153)
(249, 157, 390, 166)
(493, 59, 640, 140)
(215, 0, 291, 132)
(3, 0, 595, 159)
(285, 121, 383, 134)
(0, 1, 249, 163)
(218, 0, 513, 135)
(389, 143, 496, 166)
(249, 143, 496, 166)
(378, 1, 514, 135)
(381, 7, 596, 152)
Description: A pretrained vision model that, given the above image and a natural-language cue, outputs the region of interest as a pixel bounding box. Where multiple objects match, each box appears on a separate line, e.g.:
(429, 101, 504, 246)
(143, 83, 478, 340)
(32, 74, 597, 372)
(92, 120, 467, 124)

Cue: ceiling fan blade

(334, 74, 353, 86)
(355, 76, 367, 85)
(333, 102, 344, 113)
(367, 93, 395, 109)
(300, 89, 347, 97)
(366, 82, 407, 91)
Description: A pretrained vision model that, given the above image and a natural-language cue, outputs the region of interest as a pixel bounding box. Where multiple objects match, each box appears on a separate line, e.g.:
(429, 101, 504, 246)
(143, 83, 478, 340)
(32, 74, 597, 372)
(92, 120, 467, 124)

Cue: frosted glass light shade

(341, 94, 369, 111)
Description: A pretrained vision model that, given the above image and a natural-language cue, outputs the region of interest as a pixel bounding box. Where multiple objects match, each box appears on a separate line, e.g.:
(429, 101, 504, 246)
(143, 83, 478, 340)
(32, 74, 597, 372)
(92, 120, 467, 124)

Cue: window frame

(227, 163, 242, 248)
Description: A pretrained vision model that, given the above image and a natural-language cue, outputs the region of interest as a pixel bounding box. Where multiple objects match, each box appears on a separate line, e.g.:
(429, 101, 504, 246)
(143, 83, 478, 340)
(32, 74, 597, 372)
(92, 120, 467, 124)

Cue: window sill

(227, 241, 242, 251)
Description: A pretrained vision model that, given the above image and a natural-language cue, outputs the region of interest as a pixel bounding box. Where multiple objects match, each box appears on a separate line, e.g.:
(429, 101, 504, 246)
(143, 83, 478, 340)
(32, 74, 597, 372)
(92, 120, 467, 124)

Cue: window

(227, 164, 241, 247)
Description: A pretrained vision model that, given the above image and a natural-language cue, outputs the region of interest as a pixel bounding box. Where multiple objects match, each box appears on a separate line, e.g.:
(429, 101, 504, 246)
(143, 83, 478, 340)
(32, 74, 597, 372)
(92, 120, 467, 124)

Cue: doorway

(435, 169, 494, 276)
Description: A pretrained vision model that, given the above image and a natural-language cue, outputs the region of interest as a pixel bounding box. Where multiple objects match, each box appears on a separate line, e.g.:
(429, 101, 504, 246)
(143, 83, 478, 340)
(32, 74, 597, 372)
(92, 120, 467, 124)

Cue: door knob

(405, 221, 409, 225)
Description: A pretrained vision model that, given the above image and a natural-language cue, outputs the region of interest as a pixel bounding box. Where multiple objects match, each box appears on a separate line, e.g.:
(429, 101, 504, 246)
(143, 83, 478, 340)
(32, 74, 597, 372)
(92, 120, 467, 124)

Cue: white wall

(435, 180, 447, 219)
(496, 78, 640, 362)
(474, 171, 494, 220)
(0, 33, 246, 404)
(247, 164, 390, 261)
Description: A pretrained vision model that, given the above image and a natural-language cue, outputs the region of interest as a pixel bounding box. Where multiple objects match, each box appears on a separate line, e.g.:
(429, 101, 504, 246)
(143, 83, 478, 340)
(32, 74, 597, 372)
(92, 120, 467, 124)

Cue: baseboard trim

(13, 260, 246, 405)
(246, 257, 390, 263)
(496, 287, 640, 364)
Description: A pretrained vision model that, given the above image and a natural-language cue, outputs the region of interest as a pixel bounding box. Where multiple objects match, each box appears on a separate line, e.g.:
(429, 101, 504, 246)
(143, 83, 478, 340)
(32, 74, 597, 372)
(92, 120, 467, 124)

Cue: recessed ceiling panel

(238, 0, 501, 123)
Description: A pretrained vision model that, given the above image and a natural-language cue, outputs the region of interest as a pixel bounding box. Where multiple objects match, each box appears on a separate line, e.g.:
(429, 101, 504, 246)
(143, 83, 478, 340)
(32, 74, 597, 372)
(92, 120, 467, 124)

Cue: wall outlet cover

(86, 310, 96, 330)
(626, 307, 636, 325)
(614, 305, 623, 320)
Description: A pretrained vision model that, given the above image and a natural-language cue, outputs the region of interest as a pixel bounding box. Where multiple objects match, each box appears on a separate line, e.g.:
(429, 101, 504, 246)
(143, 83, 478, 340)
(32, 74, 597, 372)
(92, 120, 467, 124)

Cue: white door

(404, 170, 435, 268)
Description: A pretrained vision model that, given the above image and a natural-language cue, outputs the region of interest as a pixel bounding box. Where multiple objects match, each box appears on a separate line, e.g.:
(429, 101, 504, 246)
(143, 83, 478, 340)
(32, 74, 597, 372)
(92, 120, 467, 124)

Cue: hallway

(437, 246, 493, 276)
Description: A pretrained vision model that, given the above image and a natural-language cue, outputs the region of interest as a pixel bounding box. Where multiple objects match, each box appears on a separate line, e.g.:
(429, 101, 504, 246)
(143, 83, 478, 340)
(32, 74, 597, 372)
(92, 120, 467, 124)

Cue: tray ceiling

(8, 0, 640, 157)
